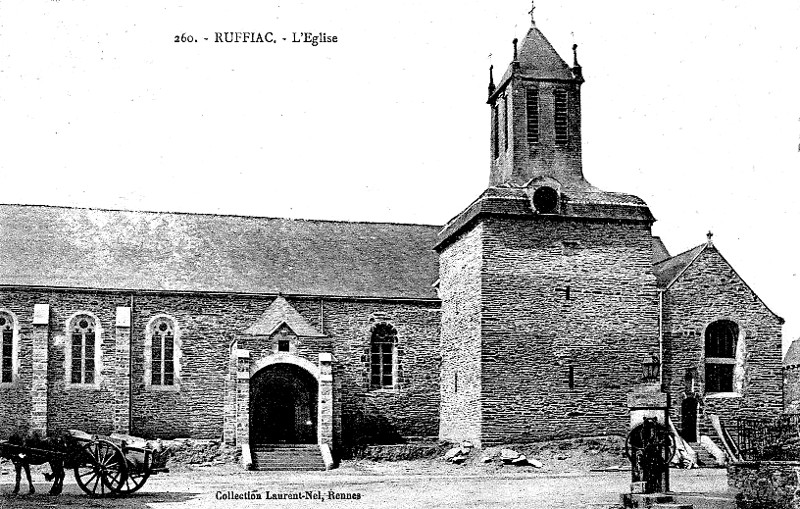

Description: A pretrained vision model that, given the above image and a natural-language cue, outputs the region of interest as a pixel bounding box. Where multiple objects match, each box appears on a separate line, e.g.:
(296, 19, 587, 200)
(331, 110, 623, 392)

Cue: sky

(1, 1, 799, 350)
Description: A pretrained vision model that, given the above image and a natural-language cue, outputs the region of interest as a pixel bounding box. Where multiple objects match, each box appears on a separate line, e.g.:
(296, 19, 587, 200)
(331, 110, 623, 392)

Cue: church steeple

(487, 8, 589, 189)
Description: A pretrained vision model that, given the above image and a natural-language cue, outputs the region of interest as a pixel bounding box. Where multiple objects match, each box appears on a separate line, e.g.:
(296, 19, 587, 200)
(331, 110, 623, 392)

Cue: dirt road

(0, 463, 735, 509)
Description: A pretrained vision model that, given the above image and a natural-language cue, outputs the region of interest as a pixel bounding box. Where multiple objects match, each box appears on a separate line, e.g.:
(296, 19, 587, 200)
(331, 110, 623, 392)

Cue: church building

(0, 10, 784, 465)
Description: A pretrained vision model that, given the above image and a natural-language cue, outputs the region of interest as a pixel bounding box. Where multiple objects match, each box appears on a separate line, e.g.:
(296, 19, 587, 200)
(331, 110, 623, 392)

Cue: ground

(0, 459, 736, 509)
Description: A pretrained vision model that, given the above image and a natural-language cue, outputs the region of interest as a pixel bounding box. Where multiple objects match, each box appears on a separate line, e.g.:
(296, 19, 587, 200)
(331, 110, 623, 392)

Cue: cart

(0, 429, 169, 498)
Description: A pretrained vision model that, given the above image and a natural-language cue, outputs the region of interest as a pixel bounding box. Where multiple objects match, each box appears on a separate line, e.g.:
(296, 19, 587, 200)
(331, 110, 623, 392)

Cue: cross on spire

(529, 0, 536, 25)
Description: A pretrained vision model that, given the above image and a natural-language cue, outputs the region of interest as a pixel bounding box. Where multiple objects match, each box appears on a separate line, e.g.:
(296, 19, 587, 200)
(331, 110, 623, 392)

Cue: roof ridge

(654, 243, 704, 268)
(0, 202, 442, 229)
(662, 243, 706, 289)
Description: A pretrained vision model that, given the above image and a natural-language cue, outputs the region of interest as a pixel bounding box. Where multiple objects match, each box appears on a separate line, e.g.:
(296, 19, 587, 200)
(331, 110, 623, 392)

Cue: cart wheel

(74, 439, 128, 497)
(119, 458, 150, 494)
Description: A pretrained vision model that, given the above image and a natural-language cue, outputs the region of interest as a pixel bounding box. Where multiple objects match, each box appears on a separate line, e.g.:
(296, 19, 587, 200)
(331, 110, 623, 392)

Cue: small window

(705, 320, 738, 393)
(0, 313, 15, 384)
(68, 315, 98, 385)
(370, 323, 397, 389)
(150, 318, 176, 386)
(554, 89, 569, 145)
(526, 88, 539, 145)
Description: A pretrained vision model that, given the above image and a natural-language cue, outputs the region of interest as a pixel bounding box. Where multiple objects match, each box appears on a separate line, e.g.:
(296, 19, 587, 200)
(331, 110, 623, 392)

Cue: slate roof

(0, 204, 441, 300)
(243, 296, 325, 337)
(651, 236, 671, 265)
(652, 244, 705, 289)
(516, 26, 574, 79)
(491, 25, 577, 102)
(785, 339, 800, 367)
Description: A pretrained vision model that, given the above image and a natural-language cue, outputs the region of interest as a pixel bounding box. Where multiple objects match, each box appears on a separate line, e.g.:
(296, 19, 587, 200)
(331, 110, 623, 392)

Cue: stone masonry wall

(0, 291, 34, 438)
(728, 462, 800, 509)
(662, 245, 783, 441)
(438, 224, 484, 445)
(480, 217, 660, 444)
(321, 299, 441, 446)
(0, 289, 130, 437)
(0, 288, 440, 446)
(133, 293, 442, 443)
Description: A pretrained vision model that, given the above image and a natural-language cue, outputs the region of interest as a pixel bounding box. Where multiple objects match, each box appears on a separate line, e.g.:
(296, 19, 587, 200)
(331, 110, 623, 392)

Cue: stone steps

(251, 444, 326, 471)
(688, 442, 723, 467)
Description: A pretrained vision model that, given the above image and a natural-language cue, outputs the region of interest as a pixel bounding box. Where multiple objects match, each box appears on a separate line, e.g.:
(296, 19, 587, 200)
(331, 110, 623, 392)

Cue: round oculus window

(532, 186, 559, 214)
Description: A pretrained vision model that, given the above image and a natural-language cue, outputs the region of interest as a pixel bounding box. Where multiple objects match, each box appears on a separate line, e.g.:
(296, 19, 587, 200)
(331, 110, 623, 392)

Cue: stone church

(0, 12, 784, 464)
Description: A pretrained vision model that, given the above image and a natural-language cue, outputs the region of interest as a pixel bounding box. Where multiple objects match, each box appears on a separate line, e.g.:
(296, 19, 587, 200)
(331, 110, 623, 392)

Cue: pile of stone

(169, 438, 240, 466)
(443, 441, 474, 464)
(478, 448, 543, 468)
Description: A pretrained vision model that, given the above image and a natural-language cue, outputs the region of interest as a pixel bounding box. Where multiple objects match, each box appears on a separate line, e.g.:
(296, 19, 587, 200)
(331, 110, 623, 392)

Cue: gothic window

(0, 312, 16, 384)
(149, 316, 177, 386)
(526, 88, 539, 145)
(68, 314, 98, 384)
(554, 88, 569, 145)
(705, 320, 738, 393)
(370, 323, 397, 389)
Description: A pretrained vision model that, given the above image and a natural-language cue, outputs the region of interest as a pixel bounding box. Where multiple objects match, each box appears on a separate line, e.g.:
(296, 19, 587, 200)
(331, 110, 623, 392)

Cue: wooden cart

(0, 430, 169, 498)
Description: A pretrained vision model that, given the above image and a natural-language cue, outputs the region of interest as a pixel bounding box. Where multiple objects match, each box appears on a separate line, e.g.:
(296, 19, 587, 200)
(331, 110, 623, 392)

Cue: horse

(1, 430, 69, 496)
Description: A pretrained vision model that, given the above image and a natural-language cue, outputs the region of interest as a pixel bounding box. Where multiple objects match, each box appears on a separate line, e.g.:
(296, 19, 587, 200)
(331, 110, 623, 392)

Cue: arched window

(145, 315, 180, 390)
(67, 314, 99, 385)
(0, 311, 17, 384)
(150, 317, 176, 386)
(370, 323, 397, 389)
(705, 320, 738, 393)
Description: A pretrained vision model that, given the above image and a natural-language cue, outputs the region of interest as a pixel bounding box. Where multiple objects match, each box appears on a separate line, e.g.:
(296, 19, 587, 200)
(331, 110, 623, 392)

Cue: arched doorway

(250, 363, 318, 444)
(681, 396, 698, 443)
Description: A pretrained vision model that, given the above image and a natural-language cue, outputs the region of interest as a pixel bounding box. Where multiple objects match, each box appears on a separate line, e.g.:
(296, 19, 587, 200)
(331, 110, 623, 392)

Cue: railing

(736, 414, 800, 461)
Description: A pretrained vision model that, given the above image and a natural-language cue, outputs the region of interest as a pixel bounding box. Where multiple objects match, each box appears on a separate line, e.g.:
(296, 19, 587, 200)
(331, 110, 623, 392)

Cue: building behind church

(0, 10, 784, 464)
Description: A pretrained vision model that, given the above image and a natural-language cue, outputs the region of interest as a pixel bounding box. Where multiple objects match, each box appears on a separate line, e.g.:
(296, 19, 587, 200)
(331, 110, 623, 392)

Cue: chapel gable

(657, 234, 783, 435)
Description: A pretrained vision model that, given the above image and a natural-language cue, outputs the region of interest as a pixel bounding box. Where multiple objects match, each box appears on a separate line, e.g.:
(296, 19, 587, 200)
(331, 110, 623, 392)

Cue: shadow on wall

(342, 410, 403, 448)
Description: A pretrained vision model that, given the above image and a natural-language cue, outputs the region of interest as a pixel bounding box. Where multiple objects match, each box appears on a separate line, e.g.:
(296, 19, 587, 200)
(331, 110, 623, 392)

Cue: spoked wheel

(119, 459, 150, 494)
(74, 439, 128, 497)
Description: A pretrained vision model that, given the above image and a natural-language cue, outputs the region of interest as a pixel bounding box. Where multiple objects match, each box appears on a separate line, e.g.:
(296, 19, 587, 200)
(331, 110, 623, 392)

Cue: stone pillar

(31, 304, 50, 435)
(113, 307, 131, 434)
(318, 352, 334, 447)
(235, 349, 251, 445)
(223, 341, 238, 445)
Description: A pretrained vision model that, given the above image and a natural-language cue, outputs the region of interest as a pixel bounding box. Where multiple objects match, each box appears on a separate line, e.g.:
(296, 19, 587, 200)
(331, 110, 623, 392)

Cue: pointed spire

(513, 38, 519, 62)
(529, 0, 536, 26)
(488, 64, 496, 96)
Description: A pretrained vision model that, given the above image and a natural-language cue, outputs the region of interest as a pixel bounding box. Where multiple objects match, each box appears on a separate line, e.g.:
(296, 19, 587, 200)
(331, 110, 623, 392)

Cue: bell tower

(488, 6, 588, 189)
(437, 3, 659, 448)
